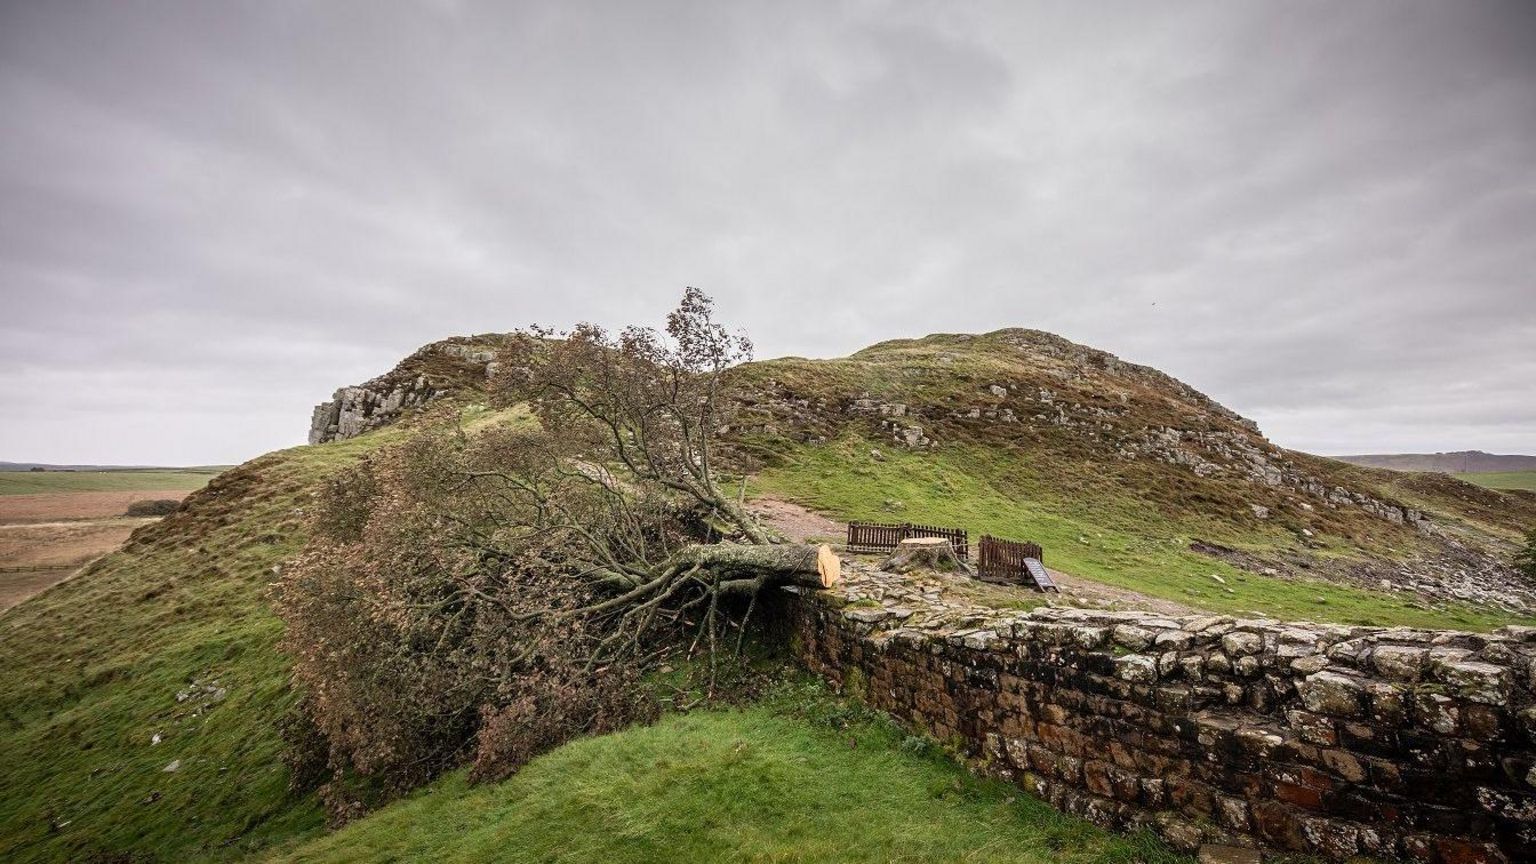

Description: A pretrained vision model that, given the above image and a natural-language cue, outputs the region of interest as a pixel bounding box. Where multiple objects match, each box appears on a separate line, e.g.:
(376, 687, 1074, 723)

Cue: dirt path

(1043, 570, 1195, 616)
(749, 495, 1195, 616)
(749, 496, 846, 544)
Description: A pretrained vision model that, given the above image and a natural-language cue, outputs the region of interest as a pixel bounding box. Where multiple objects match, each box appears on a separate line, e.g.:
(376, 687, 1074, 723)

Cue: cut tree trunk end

(816, 544, 842, 588)
(686, 542, 841, 589)
(880, 537, 973, 576)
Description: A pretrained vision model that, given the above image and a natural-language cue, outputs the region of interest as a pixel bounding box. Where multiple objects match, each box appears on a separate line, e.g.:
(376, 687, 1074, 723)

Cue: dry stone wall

(784, 592, 1536, 862)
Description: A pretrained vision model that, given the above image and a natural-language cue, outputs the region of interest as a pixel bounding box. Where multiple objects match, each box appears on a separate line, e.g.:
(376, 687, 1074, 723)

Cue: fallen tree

(276, 289, 838, 816)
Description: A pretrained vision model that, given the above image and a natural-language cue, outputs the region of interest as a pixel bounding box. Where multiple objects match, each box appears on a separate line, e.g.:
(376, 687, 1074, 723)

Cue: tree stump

(880, 537, 972, 575)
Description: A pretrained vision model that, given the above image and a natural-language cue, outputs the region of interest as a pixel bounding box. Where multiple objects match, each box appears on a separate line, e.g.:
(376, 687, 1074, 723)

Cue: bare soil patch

(0, 489, 191, 524)
(1043, 569, 1195, 616)
(749, 495, 846, 543)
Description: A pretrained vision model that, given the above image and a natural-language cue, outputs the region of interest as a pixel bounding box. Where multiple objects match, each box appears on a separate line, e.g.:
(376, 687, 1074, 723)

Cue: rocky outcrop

(1127, 426, 1437, 533)
(308, 378, 435, 444)
(783, 563, 1536, 863)
(307, 338, 507, 444)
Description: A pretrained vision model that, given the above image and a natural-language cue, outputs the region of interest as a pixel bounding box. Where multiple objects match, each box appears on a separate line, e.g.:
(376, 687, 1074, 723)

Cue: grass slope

(0, 434, 395, 863)
(0, 470, 221, 496)
(1454, 471, 1536, 492)
(265, 685, 1181, 864)
(752, 436, 1535, 632)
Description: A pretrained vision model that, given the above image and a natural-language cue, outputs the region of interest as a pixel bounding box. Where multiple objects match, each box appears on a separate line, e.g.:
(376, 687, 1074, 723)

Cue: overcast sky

(2, 0, 1533, 466)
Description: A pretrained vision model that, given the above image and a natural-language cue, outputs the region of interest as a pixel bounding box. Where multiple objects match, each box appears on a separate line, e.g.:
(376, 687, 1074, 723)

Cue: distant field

(1454, 471, 1536, 492)
(0, 469, 221, 496)
(0, 470, 219, 614)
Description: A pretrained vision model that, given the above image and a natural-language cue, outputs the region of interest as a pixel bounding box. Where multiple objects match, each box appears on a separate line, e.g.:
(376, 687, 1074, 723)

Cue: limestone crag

(784, 562, 1536, 862)
(308, 337, 507, 444)
(308, 378, 435, 444)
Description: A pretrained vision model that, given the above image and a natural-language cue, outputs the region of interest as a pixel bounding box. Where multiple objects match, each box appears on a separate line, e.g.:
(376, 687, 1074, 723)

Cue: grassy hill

(0, 413, 1185, 864)
(731, 329, 1536, 630)
(0, 434, 398, 863)
(3, 325, 1531, 862)
(262, 685, 1178, 864)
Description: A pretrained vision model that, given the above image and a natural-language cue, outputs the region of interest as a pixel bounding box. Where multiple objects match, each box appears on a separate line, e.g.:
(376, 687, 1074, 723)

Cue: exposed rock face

(784, 562, 1536, 863)
(308, 378, 435, 444)
(307, 337, 507, 444)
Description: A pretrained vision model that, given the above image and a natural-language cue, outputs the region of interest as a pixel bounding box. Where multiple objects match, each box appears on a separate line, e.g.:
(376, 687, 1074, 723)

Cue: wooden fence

(977, 534, 1055, 591)
(846, 521, 969, 559)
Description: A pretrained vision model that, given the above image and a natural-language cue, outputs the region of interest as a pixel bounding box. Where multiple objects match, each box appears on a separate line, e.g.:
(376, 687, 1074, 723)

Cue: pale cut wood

(816, 544, 842, 588)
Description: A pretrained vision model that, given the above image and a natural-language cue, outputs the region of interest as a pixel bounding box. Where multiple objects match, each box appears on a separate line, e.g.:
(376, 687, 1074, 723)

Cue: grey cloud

(1, 0, 1532, 464)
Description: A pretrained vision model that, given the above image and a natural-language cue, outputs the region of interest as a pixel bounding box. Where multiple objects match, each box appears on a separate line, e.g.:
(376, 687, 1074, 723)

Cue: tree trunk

(683, 542, 841, 588)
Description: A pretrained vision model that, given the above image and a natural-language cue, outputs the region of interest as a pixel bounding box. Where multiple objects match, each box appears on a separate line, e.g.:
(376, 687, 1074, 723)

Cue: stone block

(1070, 626, 1109, 649)
(1369, 645, 1430, 682)
(1216, 795, 1251, 831)
(1112, 624, 1156, 651)
(1114, 654, 1157, 684)
(1413, 691, 1460, 735)
(1298, 671, 1365, 717)
(1222, 631, 1263, 656)
(1320, 748, 1367, 783)
(1251, 799, 1308, 850)
(1300, 815, 1360, 860)
(1287, 709, 1338, 745)
(1438, 661, 1511, 706)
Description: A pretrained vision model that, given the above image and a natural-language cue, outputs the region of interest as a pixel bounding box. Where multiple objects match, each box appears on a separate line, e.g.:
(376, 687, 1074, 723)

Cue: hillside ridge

(1334, 450, 1536, 473)
(304, 326, 1536, 615)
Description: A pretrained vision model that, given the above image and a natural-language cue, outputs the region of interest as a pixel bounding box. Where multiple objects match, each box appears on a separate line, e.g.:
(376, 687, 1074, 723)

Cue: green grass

(1454, 471, 1536, 492)
(751, 435, 1535, 632)
(0, 434, 397, 863)
(0, 469, 223, 495)
(264, 683, 1182, 864)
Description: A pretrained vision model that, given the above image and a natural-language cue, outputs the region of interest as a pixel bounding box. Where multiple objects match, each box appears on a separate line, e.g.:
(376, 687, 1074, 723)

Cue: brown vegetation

(276, 290, 837, 819)
(124, 498, 180, 517)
